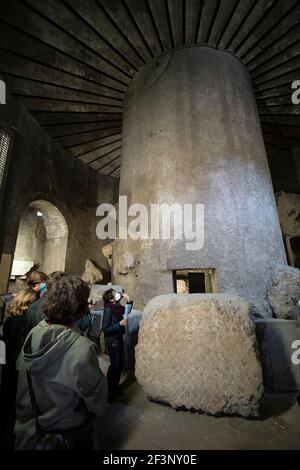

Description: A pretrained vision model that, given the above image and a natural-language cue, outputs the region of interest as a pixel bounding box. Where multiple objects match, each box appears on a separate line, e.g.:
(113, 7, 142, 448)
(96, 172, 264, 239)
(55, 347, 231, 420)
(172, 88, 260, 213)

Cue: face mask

(39, 282, 47, 293)
(115, 292, 121, 301)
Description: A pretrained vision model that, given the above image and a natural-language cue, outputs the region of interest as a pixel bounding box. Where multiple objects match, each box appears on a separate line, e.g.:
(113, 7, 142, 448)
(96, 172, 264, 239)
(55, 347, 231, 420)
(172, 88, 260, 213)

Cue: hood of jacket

(22, 320, 80, 375)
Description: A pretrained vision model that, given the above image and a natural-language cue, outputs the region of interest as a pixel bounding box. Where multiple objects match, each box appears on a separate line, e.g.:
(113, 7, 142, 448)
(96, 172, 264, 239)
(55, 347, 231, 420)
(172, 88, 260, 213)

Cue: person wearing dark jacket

(23, 298, 43, 339)
(0, 288, 36, 449)
(102, 288, 129, 404)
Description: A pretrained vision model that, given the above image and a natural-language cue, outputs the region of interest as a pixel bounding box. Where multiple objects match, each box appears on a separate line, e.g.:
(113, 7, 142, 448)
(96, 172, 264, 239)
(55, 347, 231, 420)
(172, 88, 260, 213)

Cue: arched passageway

(10, 200, 68, 291)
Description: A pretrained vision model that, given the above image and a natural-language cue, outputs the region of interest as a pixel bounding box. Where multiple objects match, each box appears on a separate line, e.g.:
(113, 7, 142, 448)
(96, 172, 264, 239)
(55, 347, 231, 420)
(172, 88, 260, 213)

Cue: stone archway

(11, 200, 68, 287)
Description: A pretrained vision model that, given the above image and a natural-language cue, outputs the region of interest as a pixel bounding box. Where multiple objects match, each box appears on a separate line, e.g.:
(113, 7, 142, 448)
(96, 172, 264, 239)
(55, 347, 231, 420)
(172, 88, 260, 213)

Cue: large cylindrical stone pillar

(113, 46, 286, 309)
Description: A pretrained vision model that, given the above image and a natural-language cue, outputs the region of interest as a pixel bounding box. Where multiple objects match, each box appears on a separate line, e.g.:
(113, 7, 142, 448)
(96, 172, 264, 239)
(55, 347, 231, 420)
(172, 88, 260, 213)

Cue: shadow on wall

(256, 317, 300, 419)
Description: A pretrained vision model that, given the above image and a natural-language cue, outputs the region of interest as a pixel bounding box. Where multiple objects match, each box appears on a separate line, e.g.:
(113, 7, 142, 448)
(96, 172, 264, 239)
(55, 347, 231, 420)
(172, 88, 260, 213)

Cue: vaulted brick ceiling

(0, 0, 299, 188)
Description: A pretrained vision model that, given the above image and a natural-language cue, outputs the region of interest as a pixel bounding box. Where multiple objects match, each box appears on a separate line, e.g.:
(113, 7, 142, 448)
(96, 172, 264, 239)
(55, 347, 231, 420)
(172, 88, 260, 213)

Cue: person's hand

(122, 292, 130, 302)
(120, 318, 127, 326)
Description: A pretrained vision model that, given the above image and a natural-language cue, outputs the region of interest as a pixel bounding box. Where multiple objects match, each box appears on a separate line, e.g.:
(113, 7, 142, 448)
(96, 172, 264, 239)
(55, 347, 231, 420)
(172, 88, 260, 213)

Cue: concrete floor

(96, 355, 300, 450)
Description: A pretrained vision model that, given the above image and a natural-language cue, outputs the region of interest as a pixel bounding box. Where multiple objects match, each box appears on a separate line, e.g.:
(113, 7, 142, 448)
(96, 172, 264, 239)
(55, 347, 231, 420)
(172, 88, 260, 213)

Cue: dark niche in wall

(290, 237, 300, 268)
(173, 269, 218, 294)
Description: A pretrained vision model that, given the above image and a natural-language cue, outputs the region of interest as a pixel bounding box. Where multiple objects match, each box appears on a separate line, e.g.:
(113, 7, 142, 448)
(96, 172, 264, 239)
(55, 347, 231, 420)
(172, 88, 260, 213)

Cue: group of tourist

(0, 270, 130, 450)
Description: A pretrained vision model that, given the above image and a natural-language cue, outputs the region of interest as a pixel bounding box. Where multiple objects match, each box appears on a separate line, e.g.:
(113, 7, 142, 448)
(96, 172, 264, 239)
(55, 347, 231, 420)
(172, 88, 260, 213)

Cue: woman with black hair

(102, 288, 129, 404)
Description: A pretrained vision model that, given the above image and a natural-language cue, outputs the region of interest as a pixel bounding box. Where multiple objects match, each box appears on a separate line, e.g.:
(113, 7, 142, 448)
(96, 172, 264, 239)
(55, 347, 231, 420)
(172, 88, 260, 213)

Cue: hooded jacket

(15, 320, 107, 450)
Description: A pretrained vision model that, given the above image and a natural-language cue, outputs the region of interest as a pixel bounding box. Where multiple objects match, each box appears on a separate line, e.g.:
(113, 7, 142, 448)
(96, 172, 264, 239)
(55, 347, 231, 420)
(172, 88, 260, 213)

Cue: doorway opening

(173, 268, 218, 294)
(10, 200, 68, 293)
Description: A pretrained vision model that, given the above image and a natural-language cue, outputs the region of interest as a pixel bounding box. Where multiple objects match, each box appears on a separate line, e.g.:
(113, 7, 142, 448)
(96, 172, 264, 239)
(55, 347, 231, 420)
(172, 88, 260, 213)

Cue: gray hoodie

(15, 320, 107, 450)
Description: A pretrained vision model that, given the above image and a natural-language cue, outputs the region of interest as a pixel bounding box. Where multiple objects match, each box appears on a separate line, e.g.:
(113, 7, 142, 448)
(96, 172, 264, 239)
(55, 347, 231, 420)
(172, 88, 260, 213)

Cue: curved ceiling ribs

(0, 0, 299, 183)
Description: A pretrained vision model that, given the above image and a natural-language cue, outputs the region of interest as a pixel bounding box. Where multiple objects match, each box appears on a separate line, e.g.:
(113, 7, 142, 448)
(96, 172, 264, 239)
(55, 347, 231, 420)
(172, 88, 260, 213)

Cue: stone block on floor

(135, 294, 263, 417)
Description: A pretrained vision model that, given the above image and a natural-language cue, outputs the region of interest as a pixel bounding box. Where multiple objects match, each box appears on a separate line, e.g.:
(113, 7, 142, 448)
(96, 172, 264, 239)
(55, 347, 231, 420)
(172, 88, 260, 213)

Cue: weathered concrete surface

(124, 309, 142, 371)
(81, 259, 103, 285)
(249, 297, 273, 319)
(11, 205, 46, 269)
(114, 46, 286, 309)
(267, 265, 300, 319)
(256, 318, 300, 391)
(276, 192, 300, 237)
(135, 294, 263, 417)
(102, 243, 113, 268)
(115, 250, 136, 276)
(27, 200, 68, 274)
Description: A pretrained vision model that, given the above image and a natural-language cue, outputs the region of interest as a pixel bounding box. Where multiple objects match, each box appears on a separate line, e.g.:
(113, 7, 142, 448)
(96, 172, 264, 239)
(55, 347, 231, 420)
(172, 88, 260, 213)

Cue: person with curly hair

(14, 275, 107, 450)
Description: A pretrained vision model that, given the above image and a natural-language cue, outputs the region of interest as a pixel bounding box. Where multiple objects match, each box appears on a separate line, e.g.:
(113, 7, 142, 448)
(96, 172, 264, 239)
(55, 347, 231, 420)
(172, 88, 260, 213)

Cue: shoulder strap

(24, 335, 42, 435)
(26, 369, 42, 435)
(26, 370, 40, 424)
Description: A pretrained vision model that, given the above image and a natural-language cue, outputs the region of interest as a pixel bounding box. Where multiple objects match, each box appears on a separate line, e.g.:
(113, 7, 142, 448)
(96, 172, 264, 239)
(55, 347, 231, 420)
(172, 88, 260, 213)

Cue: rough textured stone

(115, 250, 136, 275)
(249, 297, 273, 319)
(102, 242, 113, 268)
(81, 259, 103, 285)
(89, 284, 108, 305)
(124, 309, 142, 371)
(135, 294, 263, 417)
(115, 46, 286, 309)
(267, 265, 300, 319)
(276, 192, 300, 237)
